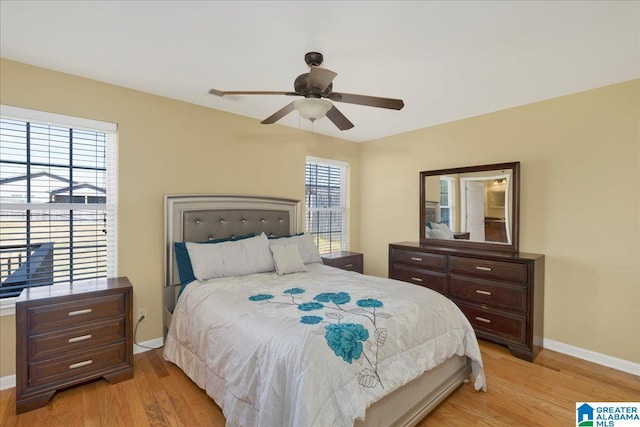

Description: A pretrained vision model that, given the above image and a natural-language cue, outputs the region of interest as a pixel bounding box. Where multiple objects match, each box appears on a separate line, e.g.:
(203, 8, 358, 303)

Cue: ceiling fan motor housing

(294, 73, 332, 98)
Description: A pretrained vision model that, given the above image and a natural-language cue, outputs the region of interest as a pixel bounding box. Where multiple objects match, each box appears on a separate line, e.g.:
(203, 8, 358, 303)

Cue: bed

(162, 194, 486, 427)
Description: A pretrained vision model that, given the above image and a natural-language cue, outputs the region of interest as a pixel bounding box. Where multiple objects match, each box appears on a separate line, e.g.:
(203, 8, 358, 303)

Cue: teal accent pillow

(175, 233, 255, 297)
(268, 232, 304, 239)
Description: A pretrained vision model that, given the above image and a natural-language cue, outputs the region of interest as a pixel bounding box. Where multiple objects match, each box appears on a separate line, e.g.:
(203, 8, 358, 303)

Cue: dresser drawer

(27, 294, 125, 334)
(390, 248, 447, 272)
(28, 317, 126, 361)
(455, 301, 526, 344)
(391, 264, 448, 294)
(449, 256, 528, 284)
(28, 341, 127, 389)
(449, 275, 527, 313)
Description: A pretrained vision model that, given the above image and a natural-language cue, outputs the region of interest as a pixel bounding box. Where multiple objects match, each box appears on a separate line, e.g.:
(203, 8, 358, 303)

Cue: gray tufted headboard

(163, 194, 301, 336)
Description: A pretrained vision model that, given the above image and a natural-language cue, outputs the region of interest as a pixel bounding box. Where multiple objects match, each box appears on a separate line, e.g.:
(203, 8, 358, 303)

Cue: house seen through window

(0, 107, 117, 299)
(305, 157, 348, 254)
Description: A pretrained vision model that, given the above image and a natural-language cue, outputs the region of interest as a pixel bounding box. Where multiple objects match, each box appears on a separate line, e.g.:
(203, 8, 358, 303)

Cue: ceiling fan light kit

(209, 52, 404, 130)
(293, 98, 332, 122)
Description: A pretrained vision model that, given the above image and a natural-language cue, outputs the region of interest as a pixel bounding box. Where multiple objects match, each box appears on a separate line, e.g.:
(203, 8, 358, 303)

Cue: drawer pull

(411, 277, 423, 282)
(69, 360, 93, 370)
(68, 334, 92, 343)
(475, 316, 491, 324)
(344, 264, 353, 268)
(475, 290, 492, 296)
(475, 266, 492, 272)
(68, 308, 92, 316)
(410, 257, 423, 262)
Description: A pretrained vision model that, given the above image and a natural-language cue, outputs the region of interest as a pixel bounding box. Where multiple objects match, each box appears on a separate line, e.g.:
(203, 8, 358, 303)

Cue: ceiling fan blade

(326, 105, 354, 130)
(209, 89, 298, 97)
(327, 92, 404, 110)
(307, 67, 337, 92)
(261, 102, 296, 124)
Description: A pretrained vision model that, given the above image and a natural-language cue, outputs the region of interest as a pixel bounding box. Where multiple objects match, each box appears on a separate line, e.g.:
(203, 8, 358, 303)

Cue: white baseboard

(0, 337, 164, 391)
(543, 338, 640, 376)
(0, 374, 15, 391)
(134, 337, 164, 355)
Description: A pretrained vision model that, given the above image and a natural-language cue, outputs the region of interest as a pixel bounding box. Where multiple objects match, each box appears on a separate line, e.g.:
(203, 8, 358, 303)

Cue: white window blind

(0, 105, 117, 299)
(440, 177, 454, 228)
(305, 157, 348, 254)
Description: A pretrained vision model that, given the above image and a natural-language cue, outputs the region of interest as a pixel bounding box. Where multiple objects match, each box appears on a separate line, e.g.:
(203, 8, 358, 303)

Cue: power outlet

(137, 307, 148, 322)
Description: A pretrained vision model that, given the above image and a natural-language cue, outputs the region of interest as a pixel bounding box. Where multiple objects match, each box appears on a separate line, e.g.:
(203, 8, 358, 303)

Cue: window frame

(439, 176, 455, 229)
(304, 156, 349, 255)
(0, 105, 117, 315)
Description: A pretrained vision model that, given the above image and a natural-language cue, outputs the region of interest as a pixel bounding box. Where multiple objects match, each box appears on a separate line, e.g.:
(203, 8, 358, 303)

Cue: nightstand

(321, 251, 363, 273)
(15, 277, 133, 413)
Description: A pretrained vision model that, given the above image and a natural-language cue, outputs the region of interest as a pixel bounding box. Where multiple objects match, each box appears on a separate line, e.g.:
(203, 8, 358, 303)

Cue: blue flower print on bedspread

(248, 289, 391, 389)
(314, 292, 351, 305)
(248, 294, 274, 302)
(298, 302, 324, 311)
(325, 323, 369, 364)
(356, 298, 383, 308)
(300, 315, 323, 325)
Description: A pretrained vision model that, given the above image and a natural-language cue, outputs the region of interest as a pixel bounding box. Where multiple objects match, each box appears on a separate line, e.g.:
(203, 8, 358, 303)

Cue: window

(439, 177, 454, 228)
(305, 157, 348, 254)
(0, 106, 117, 305)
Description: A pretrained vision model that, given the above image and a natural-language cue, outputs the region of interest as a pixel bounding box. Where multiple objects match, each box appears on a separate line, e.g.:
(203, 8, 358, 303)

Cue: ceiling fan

(209, 52, 404, 130)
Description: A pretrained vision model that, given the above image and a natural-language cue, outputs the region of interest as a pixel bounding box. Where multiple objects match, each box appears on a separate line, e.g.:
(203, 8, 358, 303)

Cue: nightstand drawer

(28, 341, 127, 388)
(28, 317, 126, 361)
(455, 301, 526, 344)
(449, 256, 528, 284)
(390, 248, 446, 272)
(322, 251, 363, 273)
(449, 275, 527, 313)
(391, 264, 448, 294)
(27, 294, 125, 334)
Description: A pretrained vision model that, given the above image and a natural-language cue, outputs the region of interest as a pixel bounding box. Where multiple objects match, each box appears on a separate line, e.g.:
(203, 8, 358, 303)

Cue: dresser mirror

(419, 162, 520, 253)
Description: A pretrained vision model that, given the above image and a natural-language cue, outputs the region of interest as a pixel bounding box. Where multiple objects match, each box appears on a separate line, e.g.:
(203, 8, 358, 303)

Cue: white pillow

(269, 233, 322, 264)
(186, 233, 274, 281)
(429, 228, 451, 239)
(430, 222, 455, 239)
(270, 244, 307, 275)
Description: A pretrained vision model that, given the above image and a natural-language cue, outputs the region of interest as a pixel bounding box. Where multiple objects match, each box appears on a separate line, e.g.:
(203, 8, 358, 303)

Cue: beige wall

(360, 79, 640, 364)
(0, 59, 361, 377)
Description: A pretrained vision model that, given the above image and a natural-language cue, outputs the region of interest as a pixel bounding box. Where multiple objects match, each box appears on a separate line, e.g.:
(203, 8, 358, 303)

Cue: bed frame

(163, 194, 472, 427)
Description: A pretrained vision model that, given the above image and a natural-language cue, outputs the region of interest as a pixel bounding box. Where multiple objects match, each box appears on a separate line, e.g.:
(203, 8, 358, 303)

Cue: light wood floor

(1, 341, 638, 426)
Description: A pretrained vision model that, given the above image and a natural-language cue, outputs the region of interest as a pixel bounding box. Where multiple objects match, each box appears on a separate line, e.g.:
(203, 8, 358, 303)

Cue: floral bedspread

(163, 263, 486, 427)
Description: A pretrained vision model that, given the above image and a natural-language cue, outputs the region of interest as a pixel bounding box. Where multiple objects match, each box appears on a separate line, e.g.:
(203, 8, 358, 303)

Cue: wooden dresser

(15, 277, 133, 413)
(389, 242, 544, 361)
(322, 251, 364, 273)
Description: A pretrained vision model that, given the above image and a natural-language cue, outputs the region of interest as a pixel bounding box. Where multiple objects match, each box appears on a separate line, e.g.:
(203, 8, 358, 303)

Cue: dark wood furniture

(389, 242, 544, 362)
(321, 251, 363, 273)
(484, 218, 507, 243)
(15, 277, 133, 413)
(453, 232, 470, 240)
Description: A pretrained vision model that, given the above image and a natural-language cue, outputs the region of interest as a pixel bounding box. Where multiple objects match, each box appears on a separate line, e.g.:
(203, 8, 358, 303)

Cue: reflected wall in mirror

(420, 162, 520, 253)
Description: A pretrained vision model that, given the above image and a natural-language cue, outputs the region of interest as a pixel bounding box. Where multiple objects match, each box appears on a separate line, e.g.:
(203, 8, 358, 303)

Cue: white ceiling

(1, 1, 638, 142)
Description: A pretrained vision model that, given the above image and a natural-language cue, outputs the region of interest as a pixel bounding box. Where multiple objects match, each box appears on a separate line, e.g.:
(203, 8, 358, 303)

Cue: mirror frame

(419, 161, 520, 253)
